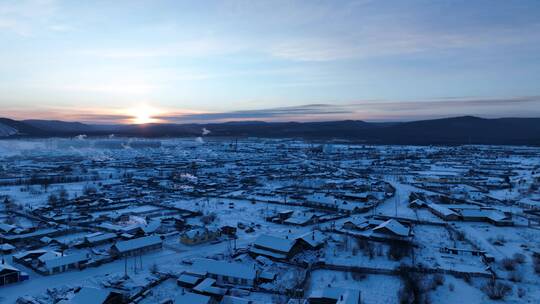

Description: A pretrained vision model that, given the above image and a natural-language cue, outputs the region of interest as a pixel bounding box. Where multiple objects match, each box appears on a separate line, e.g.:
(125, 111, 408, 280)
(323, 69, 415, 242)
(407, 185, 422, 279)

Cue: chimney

(312, 231, 315, 240)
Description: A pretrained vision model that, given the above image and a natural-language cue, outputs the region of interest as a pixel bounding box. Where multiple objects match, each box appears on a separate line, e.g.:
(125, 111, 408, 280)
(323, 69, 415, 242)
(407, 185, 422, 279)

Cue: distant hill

(24, 119, 95, 134)
(1, 116, 540, 145)
(0, 118, 43, 136)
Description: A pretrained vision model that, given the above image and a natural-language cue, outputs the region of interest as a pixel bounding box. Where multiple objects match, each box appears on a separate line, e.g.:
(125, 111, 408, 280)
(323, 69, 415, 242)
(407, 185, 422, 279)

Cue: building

(42, 253, 90, 275)
(110, 235, 162, 257)
(458, 209, 513, 226)
(192, 258, 257, 287)
(58, 287, 123, 304)
(82, 232, 117, 247)
(13, 250, 89, 275)
(177, 272, 204, 288)
(0, 263, 27, 286)
(180, 228, 220, 245)
(249, 234, 301, 260)
(371, 219, 411, 238)
(295, 230, 327, 250)
(308, 287, 361, 304)
(427, 203, 460, 221)
(173, 291, 215, 304)
(0, 243, 15, 254)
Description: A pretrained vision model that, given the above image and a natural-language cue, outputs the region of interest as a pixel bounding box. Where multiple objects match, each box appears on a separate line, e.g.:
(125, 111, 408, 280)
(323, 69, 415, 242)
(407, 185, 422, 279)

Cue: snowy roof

(178, 273, 202, 285)
(62, 287, 111, 304)
(174, 291, 212, 304)
(296, 230, 326, 248)
(192, 258, 256, 280)
(0, 223, 16, 233)
(193, 277, 227, 295)
(142, 221, 161, 234)
(427, 203, 459, 217)
(373, 219, 409, 237)
(38, 251, 62, 263)
(309, 287, 361, 304)
(459, 209, 509, 222)
(409, 199, 426, 207)
(221, 296, 266, 304)
(85, 232, 116, 244)
(44, 253, 89, 270)
(0, 243, 15, 251)
(249, 247, 288, 260)
(0, 263, 20, 273)
(112, 235, 162, 253)
(13, 249, 48, 260)
(252, 234, 296, 253)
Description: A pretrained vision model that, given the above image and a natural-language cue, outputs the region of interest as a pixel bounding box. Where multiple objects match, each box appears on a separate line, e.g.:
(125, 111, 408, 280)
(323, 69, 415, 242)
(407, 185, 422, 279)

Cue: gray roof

(44, 253, 89, 269)
(61, 287, 111, 304)
(373, 219, 409, 237)
(85, 232, 116, 244)
(193, 258, 256, 280)
(174, 291, 211, 304)
(112, 235, 162, 253)
(253, 234, 296, 253)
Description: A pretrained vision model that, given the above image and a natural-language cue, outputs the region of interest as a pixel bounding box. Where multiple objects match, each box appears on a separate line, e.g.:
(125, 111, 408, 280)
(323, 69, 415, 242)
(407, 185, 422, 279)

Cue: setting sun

(128, 106, 160, 124)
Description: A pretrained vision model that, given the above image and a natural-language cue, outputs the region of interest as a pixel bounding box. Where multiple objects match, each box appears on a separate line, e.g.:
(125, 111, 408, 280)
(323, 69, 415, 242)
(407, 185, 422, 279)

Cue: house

(371, 219, 411, 238)
(0, 223, 17, 234)
(295, 230, 327, 250)
(458, 209, 513, 226)
(308, 287, 361, 304)
(249, 234, 301, 260)
(283, 213, 317, 226)
(13, 250, 89, 275)
(42, 253, 90, 275)
(342, 218, 382, 231)
(58, 287, 123, 304)
(193, 277, 227, 297)
(0, 243, 15, 254)
(82, 232, 117, 247)
(220, 296, 267, 304)
(192, 258, 257, 287)
(173, 291, 214, 304)
(408, 199, 426, 209)
(110, 235, 162, 257)
(427, 203, 460, 221)
(518, 200, 540, 210)
(180, 228, 220, 245)
(177, 272, 204, 288)
(0, 263, 27, 286)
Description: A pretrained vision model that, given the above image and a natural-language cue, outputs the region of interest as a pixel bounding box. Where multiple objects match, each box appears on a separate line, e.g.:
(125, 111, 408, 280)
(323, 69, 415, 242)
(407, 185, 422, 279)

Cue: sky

(1, 0, 540, 124)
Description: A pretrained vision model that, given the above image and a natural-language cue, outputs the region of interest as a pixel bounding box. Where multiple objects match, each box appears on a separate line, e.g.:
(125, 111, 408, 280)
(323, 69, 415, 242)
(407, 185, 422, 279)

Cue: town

(1, 138, 540, 303)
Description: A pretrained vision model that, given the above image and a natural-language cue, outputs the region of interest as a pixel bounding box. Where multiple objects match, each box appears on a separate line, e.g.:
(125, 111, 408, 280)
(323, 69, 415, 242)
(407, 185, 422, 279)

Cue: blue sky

(1, 0, 540, 123)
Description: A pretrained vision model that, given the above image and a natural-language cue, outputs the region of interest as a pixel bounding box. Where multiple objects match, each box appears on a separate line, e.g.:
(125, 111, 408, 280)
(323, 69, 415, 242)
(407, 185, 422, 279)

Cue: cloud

(80, 37, 245, 59)
(3, 96, 540, 124)
(154, 96, 540, 123)
(156, 104, 351, 123)
(268, 25, 540, 62)
(0, 0, 61, 36)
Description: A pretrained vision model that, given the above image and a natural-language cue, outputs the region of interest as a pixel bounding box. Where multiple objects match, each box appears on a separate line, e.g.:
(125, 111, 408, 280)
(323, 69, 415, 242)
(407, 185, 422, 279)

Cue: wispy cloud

(153, 96, 540, 123)
(80, 37, 245, 59)
(3, 96, 540, 124)
(0, 0, 63, 36)
(269, 25, 540, 61)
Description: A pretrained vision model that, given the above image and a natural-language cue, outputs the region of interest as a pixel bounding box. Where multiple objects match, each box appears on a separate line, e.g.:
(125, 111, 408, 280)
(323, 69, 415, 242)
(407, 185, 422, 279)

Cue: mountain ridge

(1, 116, 540, 145)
